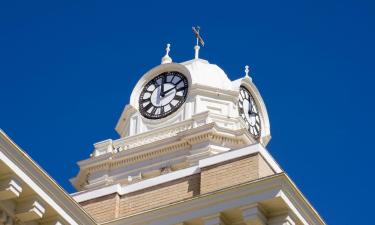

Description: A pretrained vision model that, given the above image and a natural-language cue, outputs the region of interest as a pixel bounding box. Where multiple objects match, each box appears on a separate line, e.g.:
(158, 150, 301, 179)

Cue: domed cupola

(114, 38, 270, 148)
(181, 59, 233, 91)
(73, 27, 271, 191)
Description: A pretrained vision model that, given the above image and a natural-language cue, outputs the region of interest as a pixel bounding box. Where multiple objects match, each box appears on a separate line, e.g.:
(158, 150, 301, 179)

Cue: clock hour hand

(164, 90, 175, 98)
(162, 86, 175, 96)
(248, 107, 257, 117)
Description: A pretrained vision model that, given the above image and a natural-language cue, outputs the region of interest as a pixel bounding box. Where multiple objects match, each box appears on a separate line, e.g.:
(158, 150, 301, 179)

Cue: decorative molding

(0, 210, 13, 225)
(202, 213, 221, 225)
(0, 176, 22, 201)
(101, 174, 325, 225)
(72, 166, 200, 203)
(15, 197, 45, 222)
(240, 204, 267, 225)
(268, 214, 296, 225)
(72, 144, 280, 203)
(72, 122, 255, 190)
(0, 130, 96, 225)
(40, 215, 70, 225)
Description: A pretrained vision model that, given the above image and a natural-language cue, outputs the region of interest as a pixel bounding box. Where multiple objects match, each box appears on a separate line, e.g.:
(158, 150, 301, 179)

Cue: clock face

(238, 86, 261, 138)
(139, 71, 188, 119)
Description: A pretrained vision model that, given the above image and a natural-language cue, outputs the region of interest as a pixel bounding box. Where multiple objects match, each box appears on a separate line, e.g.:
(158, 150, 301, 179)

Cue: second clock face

(238, 86, 261, 138)
(139, 71, 188, 119)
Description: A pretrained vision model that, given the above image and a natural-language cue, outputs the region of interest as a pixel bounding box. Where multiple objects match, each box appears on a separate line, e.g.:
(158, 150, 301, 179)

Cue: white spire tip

(161, 43, 172, 64)
(245, 65, 250, 77)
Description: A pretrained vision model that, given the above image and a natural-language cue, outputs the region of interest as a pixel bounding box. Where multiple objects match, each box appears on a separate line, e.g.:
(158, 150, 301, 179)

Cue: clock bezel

(139, 71, 189, 120)
(238, 85, 262, 139)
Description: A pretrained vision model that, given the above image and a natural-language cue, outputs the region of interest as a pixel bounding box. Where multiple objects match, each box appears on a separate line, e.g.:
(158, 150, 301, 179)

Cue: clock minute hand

(160, 76, 165, 97)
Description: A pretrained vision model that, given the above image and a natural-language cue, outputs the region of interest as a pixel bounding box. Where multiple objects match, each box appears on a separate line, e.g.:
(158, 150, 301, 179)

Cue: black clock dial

(139, 71, 188, 119)
(238, 86, 261, 138)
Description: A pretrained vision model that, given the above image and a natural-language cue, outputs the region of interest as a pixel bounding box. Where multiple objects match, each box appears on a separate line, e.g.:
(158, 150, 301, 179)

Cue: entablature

(71, 120, 258, 191)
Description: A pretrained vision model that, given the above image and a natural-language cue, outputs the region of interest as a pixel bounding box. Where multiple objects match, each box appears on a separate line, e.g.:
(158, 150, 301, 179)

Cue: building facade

(0, 40, 325, 225)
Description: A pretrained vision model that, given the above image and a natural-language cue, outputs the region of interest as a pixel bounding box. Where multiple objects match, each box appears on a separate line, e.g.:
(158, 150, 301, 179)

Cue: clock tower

(70, 33, 325, 225)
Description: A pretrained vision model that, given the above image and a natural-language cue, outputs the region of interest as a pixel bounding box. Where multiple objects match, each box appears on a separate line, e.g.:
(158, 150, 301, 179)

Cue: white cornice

(71, 143, 281, 203)
(72, 166, 200, 203)
(100, 173, 326, 225)
(71, 121, 255, 189)
(0, 130, 96, 225)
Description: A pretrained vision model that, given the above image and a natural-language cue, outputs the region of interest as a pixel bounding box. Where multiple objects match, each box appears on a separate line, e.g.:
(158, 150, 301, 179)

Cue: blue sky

(0, 0, 374, 224)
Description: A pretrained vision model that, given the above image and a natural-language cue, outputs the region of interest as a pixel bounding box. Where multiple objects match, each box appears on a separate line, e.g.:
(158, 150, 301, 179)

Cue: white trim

(0, 130, 95, 225)
(199, 144, 260, 168)
(72, 166, 200, 202)
(278, 191, 309, 225)
(72, 144, 282, 203)
(103, 175, 325, 225)
(199, 144, 282, 173)
(257, 145, 283, 173)
(0, 151, 79, 225)
(120, 166, 200, 195)
(71, 184, 121, 203)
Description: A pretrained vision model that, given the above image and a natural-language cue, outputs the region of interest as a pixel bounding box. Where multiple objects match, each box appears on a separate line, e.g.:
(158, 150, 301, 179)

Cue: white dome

(181, 59, 233, 91)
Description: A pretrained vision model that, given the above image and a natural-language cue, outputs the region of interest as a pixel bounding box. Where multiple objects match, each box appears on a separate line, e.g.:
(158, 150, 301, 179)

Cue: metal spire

(192, 26, 205, 59)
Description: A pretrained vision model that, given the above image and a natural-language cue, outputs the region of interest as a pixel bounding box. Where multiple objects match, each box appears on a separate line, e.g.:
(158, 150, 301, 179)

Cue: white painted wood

(0, 131, 95, 225)
(0, 176, 22, 201)
(240, 205, 266, 225)
(202, 213, 221, 225)
(15, 198, 45, 222)
(268, 214, 296, 225)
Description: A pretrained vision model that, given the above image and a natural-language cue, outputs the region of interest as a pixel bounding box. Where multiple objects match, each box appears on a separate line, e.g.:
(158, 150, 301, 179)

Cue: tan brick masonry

(201, 153, 274, 194)
(79, 153, 275, 222)
(80, 194, 118, 223)
(119, 174, 200, 217)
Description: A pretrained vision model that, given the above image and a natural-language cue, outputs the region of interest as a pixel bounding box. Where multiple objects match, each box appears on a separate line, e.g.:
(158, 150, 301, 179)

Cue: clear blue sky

(0, 0, 374, 224)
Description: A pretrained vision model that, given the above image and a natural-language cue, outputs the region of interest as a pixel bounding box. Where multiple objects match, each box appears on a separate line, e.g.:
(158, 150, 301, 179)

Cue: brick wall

(80, 193, 118, 223)
(201, 154, 258, 194)
(119, 174, 200, 217)
(79, 153, 275, 222)
(258, 154, 275, 178)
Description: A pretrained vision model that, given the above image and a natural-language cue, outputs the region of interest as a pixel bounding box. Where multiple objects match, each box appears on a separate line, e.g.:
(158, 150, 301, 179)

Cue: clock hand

(248, 106, 257, 117)
(156, 85, 161, 105)
(160, 76, 165, 97)
(162, 86, 176, 95)
(162, 91, 175, 100)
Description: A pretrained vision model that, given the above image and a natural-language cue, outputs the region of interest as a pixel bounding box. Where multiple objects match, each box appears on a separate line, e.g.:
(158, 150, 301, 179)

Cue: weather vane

(192, 26, 205, 59)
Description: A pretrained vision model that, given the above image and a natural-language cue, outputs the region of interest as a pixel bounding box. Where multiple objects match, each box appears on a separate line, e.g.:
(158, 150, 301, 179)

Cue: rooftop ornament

(192, 26, 205, 59)
(161, 43, 172, 64)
